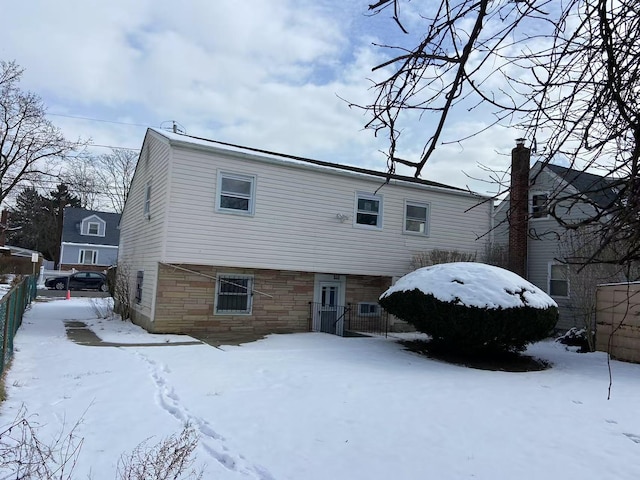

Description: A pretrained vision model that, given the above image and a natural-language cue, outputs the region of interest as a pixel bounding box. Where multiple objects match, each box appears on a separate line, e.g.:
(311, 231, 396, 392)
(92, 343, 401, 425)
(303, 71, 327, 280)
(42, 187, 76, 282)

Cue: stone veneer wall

(344, 274, 392, 307)
(152, 264, 315, 335)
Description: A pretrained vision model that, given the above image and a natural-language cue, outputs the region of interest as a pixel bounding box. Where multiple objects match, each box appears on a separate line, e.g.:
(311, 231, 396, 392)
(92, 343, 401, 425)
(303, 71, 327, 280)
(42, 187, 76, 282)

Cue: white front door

(312, 275, 346, 335)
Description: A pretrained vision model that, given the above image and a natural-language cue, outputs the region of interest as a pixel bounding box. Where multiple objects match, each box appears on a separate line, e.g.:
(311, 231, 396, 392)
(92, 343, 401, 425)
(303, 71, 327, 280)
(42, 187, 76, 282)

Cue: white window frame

(144, 181, 152, 219)
(79, 249, 98, 265)
(548, 262, 570, 298)
(357, 302, 381, 317)
(87, 222, 100, 235)
(216, 172, 256, 216)
(530, 191, 550, 219)
(214, 274, 254, 315)
(403, 200, 431, 236)
(354, 192, 383, 229)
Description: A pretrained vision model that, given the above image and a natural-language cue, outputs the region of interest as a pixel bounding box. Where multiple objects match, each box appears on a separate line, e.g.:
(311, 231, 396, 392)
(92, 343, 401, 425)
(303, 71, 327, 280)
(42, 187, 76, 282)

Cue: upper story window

(144, 182, 152, 219)
(355, 193, 382, 229)
(81, 216, 105, 236)
(404, 201, 430, 235)
(217, 172, 256, 215)
(531, 193, 549, 218)
(549, 263, 569, 297)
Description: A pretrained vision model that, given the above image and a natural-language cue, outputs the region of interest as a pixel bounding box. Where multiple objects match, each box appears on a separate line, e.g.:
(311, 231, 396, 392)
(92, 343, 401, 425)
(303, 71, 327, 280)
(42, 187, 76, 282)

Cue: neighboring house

(494, 146, 620, 331)
(118, 128, 493, 339)
(59, 208, 121, 271)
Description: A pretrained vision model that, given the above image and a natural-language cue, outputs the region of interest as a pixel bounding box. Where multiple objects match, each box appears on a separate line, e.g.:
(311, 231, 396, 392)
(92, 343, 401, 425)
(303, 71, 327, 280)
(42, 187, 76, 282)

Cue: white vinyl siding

(79, 249, 98, 265)
(404, 201, 430, 235)
(162, 143, 491, 278)
(216, 172, 256, 215)
(118, 132, 171, 323)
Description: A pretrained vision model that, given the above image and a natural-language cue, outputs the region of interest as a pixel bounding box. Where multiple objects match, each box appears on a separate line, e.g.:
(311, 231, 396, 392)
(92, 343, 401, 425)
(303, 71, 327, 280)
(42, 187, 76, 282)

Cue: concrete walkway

(63, 320, 266, 348)
(63, 320, 203, 347)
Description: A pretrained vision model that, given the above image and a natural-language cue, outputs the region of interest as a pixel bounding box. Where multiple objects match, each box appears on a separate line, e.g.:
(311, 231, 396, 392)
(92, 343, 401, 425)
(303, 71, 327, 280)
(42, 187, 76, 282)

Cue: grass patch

(401, 339, 551, 372)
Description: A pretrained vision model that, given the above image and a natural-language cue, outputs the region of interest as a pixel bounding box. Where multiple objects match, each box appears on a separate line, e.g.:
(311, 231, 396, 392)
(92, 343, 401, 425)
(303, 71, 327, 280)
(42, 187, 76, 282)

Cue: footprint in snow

(134, 351, 274, 479)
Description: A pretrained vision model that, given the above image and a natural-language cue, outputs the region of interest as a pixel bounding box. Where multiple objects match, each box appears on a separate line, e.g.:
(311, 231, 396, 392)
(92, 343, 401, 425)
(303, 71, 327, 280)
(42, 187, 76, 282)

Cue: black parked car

(45, 272, 109, 292)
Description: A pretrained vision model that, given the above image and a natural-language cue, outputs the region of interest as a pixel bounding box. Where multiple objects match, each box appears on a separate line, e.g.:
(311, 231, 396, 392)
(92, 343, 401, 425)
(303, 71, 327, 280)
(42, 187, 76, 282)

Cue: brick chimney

(508, 138, 530, 278)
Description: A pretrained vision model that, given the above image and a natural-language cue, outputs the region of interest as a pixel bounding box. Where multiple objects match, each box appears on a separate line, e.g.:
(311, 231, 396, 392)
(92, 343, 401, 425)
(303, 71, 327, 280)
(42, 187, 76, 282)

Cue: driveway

(37, 288, 110, 299)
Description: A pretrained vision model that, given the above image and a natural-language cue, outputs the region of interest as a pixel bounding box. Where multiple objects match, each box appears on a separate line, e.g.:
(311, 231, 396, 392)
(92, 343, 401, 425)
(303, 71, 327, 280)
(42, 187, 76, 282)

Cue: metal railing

(309, 302, 389, 337)
(0, 276, 37, 377)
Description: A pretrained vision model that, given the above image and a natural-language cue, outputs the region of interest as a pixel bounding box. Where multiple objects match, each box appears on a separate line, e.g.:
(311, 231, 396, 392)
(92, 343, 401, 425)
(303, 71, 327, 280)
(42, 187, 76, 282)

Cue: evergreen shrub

(380, 289, 558, 353)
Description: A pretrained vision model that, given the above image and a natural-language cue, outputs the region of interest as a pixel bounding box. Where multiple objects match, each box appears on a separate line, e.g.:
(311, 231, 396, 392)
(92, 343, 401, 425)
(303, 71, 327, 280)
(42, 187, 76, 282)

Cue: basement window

(358, 302, 381, 317)
(135, 271, 144, 304)
(215, 274, 254, 314)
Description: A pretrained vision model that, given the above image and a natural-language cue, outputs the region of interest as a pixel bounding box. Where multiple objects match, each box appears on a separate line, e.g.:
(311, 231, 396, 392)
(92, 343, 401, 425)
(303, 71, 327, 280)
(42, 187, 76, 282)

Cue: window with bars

(215, 275, 253, 314)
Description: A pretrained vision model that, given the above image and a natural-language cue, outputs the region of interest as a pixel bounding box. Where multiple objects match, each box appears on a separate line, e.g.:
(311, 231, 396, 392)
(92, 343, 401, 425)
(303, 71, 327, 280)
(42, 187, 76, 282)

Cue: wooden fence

(595, 282, 640, 363)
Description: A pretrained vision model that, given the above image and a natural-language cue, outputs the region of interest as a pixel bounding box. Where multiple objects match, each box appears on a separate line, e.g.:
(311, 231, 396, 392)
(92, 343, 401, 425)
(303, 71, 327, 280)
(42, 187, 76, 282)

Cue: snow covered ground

(2, 298, 640, 479)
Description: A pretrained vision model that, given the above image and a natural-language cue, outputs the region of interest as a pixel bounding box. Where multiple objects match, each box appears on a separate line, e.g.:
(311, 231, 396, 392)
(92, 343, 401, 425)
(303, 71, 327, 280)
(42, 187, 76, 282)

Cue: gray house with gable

(59, 208, 121, 271)
(494, 157, 621, 331)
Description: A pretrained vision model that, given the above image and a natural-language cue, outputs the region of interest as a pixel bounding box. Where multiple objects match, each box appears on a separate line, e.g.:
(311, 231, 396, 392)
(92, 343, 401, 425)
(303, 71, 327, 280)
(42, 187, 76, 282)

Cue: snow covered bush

(379, 263, 559, 353)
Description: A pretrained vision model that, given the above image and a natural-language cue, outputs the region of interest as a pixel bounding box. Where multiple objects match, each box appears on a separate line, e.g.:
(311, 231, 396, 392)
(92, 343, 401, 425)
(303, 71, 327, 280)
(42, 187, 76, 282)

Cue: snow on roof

(381, 262, 557, 310)
(148, 128, 477, 195)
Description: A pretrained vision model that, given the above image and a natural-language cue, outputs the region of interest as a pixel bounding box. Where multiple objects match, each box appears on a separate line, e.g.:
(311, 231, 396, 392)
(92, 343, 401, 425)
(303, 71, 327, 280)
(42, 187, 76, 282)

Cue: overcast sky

(2, 0, 522, 196)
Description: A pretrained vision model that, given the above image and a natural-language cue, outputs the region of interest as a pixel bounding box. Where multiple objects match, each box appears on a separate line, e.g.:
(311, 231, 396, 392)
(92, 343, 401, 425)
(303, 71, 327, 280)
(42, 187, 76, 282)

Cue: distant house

(118, 128, 492, 339)
(494, 145, 621, 331)
(59, 208, 121, 271)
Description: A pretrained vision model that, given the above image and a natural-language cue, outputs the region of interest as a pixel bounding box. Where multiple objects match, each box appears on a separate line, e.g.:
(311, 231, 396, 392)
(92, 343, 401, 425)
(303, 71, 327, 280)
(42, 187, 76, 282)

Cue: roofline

(149, 128, 489, 200)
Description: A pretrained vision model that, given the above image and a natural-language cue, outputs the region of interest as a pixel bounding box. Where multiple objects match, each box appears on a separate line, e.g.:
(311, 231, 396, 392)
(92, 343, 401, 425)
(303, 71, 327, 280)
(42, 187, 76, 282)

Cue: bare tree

(60, 156, 101, 210)
(92, 148, 138, 214)
(0, 61, 82, 204)
(557, 227, 627, 351)
(364, 1, 640, 265)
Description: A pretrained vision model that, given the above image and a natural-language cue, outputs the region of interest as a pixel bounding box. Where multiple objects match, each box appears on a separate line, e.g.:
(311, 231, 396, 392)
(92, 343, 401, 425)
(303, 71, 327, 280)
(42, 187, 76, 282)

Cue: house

(494, 141, 621, 331)
(117, 128, 493, 339)
(59, 208, 121, 271)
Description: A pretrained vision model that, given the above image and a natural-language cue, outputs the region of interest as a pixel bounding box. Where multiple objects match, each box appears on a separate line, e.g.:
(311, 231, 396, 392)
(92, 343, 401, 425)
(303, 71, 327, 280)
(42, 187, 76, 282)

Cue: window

(215, 274, 253, 314)
(531, 193, 549, 218)
(79, 249, 98, 265)
(549, 263, 569, 297)
(144, 182, 152, 219)
(404, 201, 430, 235)
(217, 173, 256, 215)
(355, 193, 382, 228)
(87, 222, 100, 235)
(135, 271, 144, 304)
(358, 302, 380, 317)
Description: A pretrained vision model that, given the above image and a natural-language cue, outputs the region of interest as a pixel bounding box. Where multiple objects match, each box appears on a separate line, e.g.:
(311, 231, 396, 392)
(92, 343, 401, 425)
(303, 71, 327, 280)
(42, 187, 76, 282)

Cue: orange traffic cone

(65, 289, 71, 300)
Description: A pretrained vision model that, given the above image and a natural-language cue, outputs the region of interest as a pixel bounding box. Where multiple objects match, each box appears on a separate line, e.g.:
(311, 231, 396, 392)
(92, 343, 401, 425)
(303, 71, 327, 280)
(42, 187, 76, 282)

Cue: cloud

(1, 0, 514, 197)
